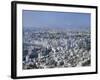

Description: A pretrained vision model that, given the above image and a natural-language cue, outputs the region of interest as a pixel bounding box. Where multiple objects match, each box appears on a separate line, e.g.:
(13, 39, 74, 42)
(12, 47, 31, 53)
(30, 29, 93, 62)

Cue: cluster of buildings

(23, 29, 91, 69)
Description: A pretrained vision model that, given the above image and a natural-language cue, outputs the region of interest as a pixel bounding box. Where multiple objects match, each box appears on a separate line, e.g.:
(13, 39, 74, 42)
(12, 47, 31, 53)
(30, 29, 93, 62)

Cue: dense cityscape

(23, 28, 91, 69)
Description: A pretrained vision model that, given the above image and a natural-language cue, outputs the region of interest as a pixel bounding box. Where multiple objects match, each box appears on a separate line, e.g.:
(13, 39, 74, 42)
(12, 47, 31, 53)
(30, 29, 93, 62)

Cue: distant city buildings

(23, 29, 91, 69)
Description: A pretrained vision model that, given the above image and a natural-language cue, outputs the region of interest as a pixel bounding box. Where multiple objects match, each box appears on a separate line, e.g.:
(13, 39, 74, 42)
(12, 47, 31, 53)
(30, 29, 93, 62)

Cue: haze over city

(22, 10, 91, 69)
(22, 10, 90, 31)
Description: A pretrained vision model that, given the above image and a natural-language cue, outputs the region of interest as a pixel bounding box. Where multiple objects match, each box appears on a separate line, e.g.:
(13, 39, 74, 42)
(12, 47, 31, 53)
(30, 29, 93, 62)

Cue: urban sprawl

(23, 28, 91, 69)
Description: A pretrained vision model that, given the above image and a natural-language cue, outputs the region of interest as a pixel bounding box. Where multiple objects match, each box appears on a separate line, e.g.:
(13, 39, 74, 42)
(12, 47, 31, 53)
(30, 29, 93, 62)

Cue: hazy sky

(22, 10, 90, 30)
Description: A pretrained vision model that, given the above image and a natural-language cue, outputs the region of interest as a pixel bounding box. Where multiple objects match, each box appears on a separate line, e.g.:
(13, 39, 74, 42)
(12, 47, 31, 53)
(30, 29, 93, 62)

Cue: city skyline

(22, 10, 91, 69)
